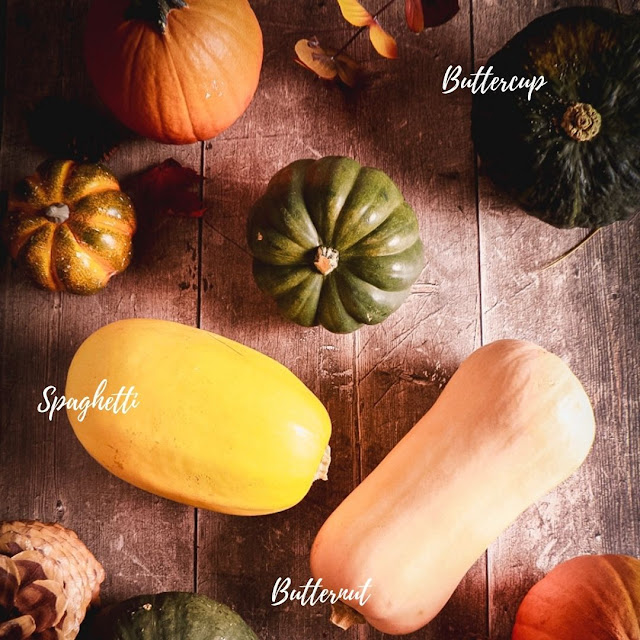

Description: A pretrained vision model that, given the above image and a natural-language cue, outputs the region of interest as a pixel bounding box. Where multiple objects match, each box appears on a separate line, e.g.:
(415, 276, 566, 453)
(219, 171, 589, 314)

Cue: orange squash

(310, 339, 596, 635)
(512, 554, 640, 640)
(3, 160, 136, 294)
(84, 0, 263, 144)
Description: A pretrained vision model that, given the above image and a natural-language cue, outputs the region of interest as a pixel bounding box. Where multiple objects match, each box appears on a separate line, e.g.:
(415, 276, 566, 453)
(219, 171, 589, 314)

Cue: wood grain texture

(196, 2, 358, 637)
(472, 1, 640, 638)
(196, 1, 486, 638)
(0, 0, 198, 602)
(351, 2, 486, 639)
(0, 1, 638, 639)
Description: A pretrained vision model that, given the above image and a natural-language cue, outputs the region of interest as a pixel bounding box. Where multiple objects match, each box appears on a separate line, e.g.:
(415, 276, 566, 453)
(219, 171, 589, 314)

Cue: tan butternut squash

(310, 339, 596, 635)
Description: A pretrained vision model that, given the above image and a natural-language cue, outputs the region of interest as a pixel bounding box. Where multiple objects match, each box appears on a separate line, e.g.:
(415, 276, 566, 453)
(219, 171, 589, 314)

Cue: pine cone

(0, 521, 105, 640)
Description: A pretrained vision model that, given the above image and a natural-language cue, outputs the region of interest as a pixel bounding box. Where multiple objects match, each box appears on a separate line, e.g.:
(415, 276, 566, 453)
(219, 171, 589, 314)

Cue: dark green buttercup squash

(472, 7, 640, 228)
(98, 592, 258, 640)
(247, 157, 425, 334)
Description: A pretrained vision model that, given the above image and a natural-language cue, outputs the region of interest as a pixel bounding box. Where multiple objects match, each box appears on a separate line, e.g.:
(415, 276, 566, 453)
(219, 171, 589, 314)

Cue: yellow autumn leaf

(295, 38, 363, 87)
(368, 21, 398, 59)
(294, 38, 338, 80)
(336, 0, 374, 27)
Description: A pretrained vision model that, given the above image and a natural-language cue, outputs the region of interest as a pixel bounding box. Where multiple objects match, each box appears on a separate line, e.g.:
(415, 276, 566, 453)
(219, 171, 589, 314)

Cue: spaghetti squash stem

(314, 445, 332, 482)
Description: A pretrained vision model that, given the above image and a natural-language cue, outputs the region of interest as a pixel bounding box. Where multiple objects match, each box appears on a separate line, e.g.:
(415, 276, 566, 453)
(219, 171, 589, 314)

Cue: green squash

(247, 157, 425, 334)
(472, 7, 640, 228)
(98, 592, 258, 640)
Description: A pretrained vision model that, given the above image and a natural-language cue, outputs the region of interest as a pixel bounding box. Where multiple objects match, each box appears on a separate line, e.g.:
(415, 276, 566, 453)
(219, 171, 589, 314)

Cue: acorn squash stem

(125, 0, 188, 34)
(561, 103, 602, 142)
(314, 246, 339, 275)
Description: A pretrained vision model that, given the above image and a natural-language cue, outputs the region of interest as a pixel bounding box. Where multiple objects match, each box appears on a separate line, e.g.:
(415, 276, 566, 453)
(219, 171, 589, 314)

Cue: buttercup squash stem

(561, 102, 602, 142)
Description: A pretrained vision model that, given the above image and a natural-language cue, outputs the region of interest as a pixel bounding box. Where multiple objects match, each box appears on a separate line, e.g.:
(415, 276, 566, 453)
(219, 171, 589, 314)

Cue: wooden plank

(354, 2, 485, 639)
(196, 0, 486, 637)
(472, 1, 640, 638)
(0, 2, 636, 640)
(0, 0, 6, 148)
(0, 0, 198, 602)
(196, 2, 358, 637)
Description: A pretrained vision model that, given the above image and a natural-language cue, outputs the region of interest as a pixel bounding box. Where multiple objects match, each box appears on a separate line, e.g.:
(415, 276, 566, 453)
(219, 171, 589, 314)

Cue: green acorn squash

(247, 157, 425, 334)
(98, 592, 258, 640)
(472, 7, 640, 228)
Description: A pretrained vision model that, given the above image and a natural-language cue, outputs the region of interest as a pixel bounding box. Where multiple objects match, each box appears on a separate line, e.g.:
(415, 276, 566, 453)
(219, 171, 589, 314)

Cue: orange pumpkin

(513, 554, 640, 640)
(3, 160, 136, 294)
(84, 0, 263, 144)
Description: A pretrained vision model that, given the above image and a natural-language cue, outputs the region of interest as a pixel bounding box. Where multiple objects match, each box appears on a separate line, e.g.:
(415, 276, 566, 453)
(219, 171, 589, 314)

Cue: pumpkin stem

(125, 0, 188, 34)
(44, 203, 70, 224)
(561, 103, 601, 142)
(330, 601, 366, 630)
(313, 246, 339, 276)
(313, 445, 331, 482)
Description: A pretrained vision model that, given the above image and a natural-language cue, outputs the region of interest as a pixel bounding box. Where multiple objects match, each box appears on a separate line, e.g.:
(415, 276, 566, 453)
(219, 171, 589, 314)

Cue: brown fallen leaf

(405, 0, 460, 32)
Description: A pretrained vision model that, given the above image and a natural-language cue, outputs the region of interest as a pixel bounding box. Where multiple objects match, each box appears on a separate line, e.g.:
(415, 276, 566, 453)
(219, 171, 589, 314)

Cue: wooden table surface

(1, 1, 638, 638)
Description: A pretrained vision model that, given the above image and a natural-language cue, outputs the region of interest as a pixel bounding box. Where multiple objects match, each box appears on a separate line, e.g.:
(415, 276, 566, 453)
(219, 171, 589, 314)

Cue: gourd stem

(313, 445, 331, 482)
(330, 601, 366, 630)
(125, 0, 188, 34)
(561, 103, 601, 142)
(44, 203, 70, 224)
(314, 246, 339, 276)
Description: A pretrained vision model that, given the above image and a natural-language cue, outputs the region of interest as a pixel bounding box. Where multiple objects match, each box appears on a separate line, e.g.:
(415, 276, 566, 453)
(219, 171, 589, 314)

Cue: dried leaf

(294, 38, 338, 80)
(334, 53, 362, 87)
(405, 0, 424, 32)
(294, 38, 362, 87)
(336, 0, 374, 27)
(368, 22, 398, 58)
(419, 0, 459, 29)
(131, 158, 205, 218)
